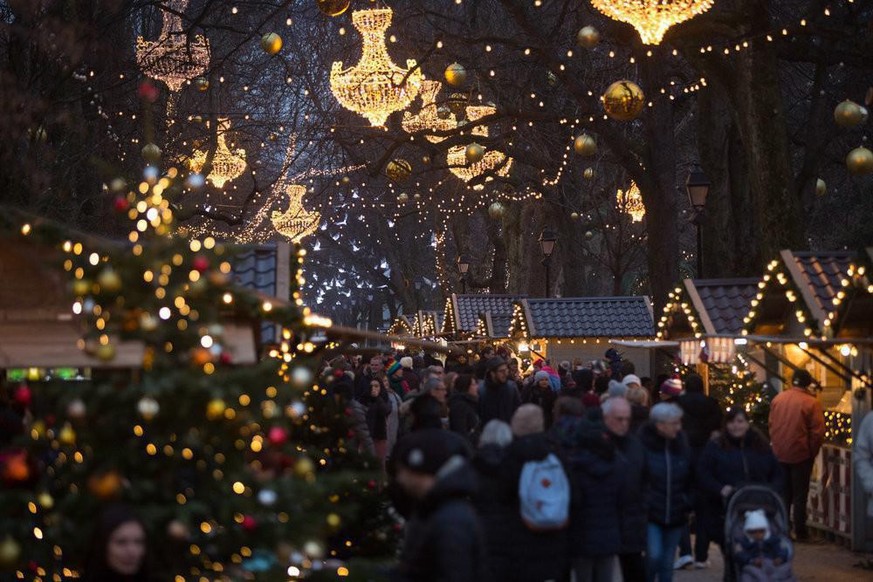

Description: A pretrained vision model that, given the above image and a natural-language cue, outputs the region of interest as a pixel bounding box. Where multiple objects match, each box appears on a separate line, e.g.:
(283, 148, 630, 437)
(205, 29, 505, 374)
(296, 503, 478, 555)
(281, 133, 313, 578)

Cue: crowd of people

(326, 347, 836, 582)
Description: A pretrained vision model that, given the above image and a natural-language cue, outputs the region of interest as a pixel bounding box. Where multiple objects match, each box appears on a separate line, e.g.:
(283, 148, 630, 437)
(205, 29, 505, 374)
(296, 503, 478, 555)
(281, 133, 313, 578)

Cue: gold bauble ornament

(206, 398, 227, 420)
(261, 33, 283, 55)
(815, 178, 827, 196)
(834, 100, 868, 128)
(294, 456, 316, 479)
(577, 26, 600, 48)
(397, 192, 409, 204)
(583, 167, 595, 180)
(167, 520, 190, 541)
(326, 513, 342, 528)
(97, 268, 122, 294)
(574, 133, 597, 156)
(413, 193, 421, 200)
(386, 158, 412, 182)
(87, 470, 124, 500)
(317, 0, 350, 17)
(448, 92, 468, 118)
(465, 143, 485, 164)
(584, 230, 594, 240)
(846, 146, 873, 175)
(141, 143, 162, 163)
(445, 62, 467, 88)
(72, 279, 91, 297)
(488, 201, 505, 219)
(194, 76, 209, 91)
(0, 537, 22, 570)
(340, 175, 350, 185)
(58, 423, 76, 446)
(571, 212, 580, 220)
(602, 80, 645, 121)
(95, 343, 116, 362)
(37, 491, 54, 510)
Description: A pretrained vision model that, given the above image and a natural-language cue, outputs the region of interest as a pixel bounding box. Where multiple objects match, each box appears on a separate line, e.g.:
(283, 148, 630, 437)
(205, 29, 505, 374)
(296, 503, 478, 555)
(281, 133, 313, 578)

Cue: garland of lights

(589, 0, 715, 45)
(135, 0, 210, 92)
(329, 8, 422, 126)
(446, 105, 513, 189)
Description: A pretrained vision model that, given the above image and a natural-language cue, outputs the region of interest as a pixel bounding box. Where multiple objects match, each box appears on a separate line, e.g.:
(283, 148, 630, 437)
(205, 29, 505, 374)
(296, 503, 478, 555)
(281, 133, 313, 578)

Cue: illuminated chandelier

(271, 185, 321, 243)
(330, 8, 422, 126)
(402, 80, 455, 143)
(188, 117, 247, 188)
(589, 0, 715, 45)
(447, 105, 513, 190)
(616, 181, 646, 222)
(136, 0, 210, 92)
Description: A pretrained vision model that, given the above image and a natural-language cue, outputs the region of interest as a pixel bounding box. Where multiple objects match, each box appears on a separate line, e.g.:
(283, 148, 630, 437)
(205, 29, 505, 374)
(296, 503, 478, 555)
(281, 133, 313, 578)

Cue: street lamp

(538, 228, 558, 297)
(685, 167, 710, 278)
(457, 255, 470, 294)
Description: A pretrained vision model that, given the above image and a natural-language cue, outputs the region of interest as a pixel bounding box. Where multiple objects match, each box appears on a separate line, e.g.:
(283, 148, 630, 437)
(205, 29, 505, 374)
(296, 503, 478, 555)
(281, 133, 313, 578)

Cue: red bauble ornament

(219, 352, 233, 365)
(267, 426, 289, 446)
(12, 384, 31, 407)
(113, 196, 130, 213)
(137, 81, 160, 103)
(367, 480, 377, 490)
(241, 515, 257, 532)
(191, 255, 210, 273)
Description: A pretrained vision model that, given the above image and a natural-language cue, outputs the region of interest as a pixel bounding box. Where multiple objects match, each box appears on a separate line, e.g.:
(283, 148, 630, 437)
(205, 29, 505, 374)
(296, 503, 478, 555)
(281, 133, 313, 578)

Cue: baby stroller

(723, 484, 795, 581)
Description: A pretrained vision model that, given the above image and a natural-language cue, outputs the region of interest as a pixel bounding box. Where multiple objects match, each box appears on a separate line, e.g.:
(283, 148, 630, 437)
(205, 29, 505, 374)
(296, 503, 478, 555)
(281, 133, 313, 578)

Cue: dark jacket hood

(419, 455, 478, 515)
(449, 391, 478, 406)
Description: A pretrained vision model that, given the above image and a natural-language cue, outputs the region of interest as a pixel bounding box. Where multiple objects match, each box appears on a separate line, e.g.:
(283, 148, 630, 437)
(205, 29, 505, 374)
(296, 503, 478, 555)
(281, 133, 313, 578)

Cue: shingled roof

(515, 297, 654, 339)
(443, 294, 523, 335)
(690, 279, 759, 335)
(791, 251, 855, 318)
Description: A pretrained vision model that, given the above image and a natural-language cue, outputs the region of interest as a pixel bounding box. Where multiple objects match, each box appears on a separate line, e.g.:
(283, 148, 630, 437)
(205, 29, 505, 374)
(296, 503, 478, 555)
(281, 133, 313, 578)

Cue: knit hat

(400, 356, 413, 369)
(485, 357, 507, 374)
(622, 374, 642, 388)
(386, 361, 403, 377)
(660, 378, 683, 397)
(395, 428, 469, 475)
(534, 370, 551, 383)
(743, 509, 769, 534)
(792, 369, 813, 389)
(607, 379, 628, 399)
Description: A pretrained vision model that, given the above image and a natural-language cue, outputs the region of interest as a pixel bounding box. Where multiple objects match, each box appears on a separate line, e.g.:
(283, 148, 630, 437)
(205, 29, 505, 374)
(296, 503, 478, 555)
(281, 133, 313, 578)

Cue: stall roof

(830, 247, 873, 339)
(691, 278, 759, 335)
(514, 296, 654, 339)
(442, 293, 524, 335)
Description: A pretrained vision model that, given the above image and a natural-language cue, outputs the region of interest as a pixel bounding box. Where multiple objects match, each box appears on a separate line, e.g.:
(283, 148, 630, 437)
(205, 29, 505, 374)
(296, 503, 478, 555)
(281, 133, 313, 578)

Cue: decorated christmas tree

(0, 164, 396, 580)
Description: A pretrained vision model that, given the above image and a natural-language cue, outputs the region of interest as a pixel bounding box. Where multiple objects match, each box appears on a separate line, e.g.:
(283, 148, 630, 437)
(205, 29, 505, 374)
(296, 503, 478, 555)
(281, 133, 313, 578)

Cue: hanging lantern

(136, 0, 210, 92)
(401, 80, 456, 143)
(589, 0, 715, 45)
(447, 105, 512, 189)
(616, 181, 646, 222)
(271, 185, 321, 242)
(602, 80, 646, 121)
(188, 117, 247, 188)
(329, 8, 422, 126)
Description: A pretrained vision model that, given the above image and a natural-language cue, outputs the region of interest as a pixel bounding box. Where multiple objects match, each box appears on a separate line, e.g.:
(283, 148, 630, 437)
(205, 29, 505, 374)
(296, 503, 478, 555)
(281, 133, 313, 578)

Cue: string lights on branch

(136, 0, 210, 92)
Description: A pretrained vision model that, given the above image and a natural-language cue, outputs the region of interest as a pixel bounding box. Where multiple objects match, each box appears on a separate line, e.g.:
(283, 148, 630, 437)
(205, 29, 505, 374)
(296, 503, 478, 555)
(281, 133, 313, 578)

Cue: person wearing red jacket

(767, 369, 825, 541)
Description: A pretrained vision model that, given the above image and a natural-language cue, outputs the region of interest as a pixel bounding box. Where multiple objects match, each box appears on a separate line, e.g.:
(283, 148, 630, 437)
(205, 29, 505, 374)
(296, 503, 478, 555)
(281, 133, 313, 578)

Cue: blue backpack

(518, 453, 570, 531)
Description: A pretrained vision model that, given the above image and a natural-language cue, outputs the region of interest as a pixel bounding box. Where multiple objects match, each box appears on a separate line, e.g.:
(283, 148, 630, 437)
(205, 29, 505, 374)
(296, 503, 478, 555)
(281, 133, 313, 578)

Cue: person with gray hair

(478, 419, 513, 449)
(639, 402, 693, 581)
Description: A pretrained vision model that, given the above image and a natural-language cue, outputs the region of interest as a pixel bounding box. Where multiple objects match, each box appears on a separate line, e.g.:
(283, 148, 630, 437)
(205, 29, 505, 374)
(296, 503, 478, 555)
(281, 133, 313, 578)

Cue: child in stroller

(725, 485, 796, 581)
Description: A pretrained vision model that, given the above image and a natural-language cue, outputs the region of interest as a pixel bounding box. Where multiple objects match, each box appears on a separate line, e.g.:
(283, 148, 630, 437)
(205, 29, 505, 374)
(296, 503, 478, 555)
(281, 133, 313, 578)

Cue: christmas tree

(0, 166, 396, 580)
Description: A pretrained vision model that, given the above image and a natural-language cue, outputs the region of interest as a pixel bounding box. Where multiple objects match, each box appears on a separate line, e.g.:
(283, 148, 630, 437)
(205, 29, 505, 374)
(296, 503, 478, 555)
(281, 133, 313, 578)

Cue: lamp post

(685, 167, 710, 278)
(538, 228, 558, 298)
(457, 255, 470, 294)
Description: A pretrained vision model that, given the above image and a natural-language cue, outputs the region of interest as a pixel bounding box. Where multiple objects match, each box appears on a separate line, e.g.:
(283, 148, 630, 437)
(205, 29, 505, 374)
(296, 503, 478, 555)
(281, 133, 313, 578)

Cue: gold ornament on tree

(616, 181, 646, 222)
(590, 0, 714, 45)
(386, 158, 413, 182)
(574, 133, 597, 156)
(465, 143, 485, 164)
(602, 80, 646, 121)
(445, 62, 467, 87)
(136, 0, 210, 92)
(834, 100, 868, 128)
(317, 0, 351, 17)
(447, 105, 513, 189)
(488, 202, 506, 219)
(402, 80, 456, 143)
(846, 146, 873, 175)
(330, 8, 422, 126)
(260, 32, 283, 55)
(577, 26, 600, 48)
(815, 178, 827, 196)
(271, 185, 321, 243)
(188, 117, 247, 188)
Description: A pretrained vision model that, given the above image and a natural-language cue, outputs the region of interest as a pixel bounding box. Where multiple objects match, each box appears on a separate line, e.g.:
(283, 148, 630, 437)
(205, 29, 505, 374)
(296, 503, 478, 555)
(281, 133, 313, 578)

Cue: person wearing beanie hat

(399, 356, 421, 395)
(400, 356, 413, 369)
(659, 378, 683, 401)
(392, 429, 488, 581)
(734, 508, 790, 574)
(478, 357, 520, 426)
(768, 368, 825, 541)
(385, 361, 411, 397)
(622, 374, 642, 390)
(604, 379, 628, 402)
(520, 371, 558, 429)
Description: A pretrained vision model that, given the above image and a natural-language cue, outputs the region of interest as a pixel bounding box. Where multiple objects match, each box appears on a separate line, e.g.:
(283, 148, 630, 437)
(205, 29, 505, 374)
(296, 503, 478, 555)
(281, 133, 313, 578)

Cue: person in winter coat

(407, 378, 448, 432)
(768, 369, 825, 541)
(626, 384, 651, 434)
(387, 361, 410, 397)
(472, 420, 516, 581)
(676, 373, 723, 569)
(854, 410, 873, 521)
(556, 414, 623, 582)
(478, 358, 521, 425)
(696, 409, 783, 551)
(392, 429, 488, 582)
(333, 369, 375, 455)
(400, 356, 420, 394)
(360, 377, 392, 470)
(640, 402, 693, 582)
(603, 397, 648, 582)
(449, 373, 481, 445)
(521, 371, 558, 429)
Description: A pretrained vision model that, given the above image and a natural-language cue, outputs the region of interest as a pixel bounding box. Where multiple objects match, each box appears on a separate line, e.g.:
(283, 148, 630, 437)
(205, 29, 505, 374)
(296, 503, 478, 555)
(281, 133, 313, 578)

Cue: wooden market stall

(507, 296, 655, 376)
(440, 293, 524, 341)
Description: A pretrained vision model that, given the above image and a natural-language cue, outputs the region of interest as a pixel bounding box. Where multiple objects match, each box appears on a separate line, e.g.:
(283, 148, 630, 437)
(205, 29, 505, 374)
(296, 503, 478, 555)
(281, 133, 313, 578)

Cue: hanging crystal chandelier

(447, 105, 512, 190)
(136, 0, 210, 92)
(271, 185, 321, 243)
(589, 0, 714, 45)
(188, 117, 247, 188)
(402, 80, 456, 143)
(330, 8, 422, 126)
(616, 181, 646, 222)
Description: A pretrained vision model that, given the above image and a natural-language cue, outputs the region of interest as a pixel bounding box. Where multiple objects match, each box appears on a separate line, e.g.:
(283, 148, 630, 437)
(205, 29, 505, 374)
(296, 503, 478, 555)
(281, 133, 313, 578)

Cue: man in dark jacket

(675, 374, 722, 568)
(603, 397, 647, 582)
(478, 358, 520, 425)
(449, 373, 480, 445)
(392, 429, 488, 582)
